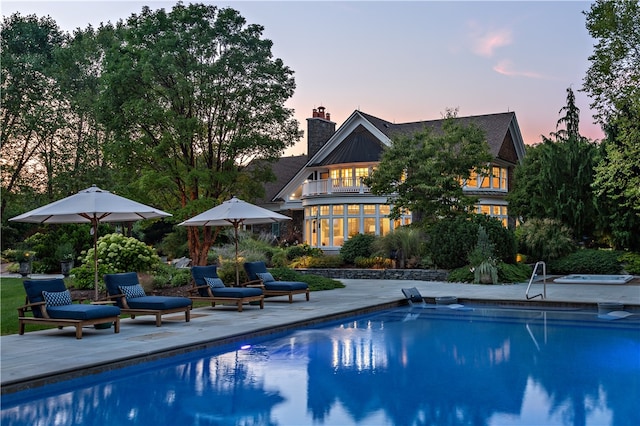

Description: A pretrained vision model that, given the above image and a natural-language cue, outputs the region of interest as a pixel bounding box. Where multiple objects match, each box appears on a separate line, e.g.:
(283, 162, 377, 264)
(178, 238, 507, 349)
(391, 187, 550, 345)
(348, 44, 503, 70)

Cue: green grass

(1, 277, 55, 335)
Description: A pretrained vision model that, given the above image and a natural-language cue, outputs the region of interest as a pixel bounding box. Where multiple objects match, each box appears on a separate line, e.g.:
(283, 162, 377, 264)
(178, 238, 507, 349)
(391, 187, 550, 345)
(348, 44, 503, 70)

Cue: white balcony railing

(302, 178, 370, 197)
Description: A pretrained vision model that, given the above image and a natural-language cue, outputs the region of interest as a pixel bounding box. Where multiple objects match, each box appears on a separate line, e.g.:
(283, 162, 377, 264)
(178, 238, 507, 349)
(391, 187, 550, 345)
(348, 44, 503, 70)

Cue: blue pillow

(42, 289, 72, 306)
(204, 277, 225, 289)
(119, 284, 146, 299)
(256, 272, 275, 283)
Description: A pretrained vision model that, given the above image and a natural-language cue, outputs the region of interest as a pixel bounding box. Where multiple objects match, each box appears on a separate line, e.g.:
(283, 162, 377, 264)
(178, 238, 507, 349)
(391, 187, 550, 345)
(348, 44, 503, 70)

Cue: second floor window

(465, 166, 508, 190)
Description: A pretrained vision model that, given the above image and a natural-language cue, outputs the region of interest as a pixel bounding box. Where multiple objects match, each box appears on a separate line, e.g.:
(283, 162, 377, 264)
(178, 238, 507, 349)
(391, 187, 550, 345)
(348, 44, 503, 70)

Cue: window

(463, 166, 508, 190)
(348, 218, 360, 237)
(477, 204, 509, 227)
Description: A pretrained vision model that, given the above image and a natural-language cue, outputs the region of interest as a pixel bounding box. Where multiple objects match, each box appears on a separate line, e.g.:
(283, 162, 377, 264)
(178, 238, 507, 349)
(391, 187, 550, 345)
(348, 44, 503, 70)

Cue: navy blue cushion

(104, 272, 141, 298)
(23, 279, 69, 318)
(264, 281, 308, 291)
(47, 304, 120, 321)
(256, 272, 275, 283)
(191, 266, 221, 297)
(210, 287, 263, 298)
(125, 295, 192, 310)
(243, 261, 267, 281)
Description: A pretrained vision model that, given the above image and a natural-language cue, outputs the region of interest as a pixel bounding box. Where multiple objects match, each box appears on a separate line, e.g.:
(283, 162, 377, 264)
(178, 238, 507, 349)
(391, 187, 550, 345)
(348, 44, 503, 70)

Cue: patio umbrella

(9, 185, 171, 300)
(179, 197, 291, 285)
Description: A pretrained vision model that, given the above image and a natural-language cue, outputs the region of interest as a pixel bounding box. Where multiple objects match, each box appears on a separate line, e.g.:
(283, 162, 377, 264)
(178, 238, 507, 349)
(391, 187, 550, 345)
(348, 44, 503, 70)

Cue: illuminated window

(333, 205, 344, 215)
(348, 218, 360, 236)
(364, 218, 376, 234)
(320, 219, 330, 246)
(379, 218, 391, 236)
(333, 218, 344, 246)
(363, 204, 375, 215)
(476, 204, 509, 227)
(320, 205, 329, 215)
(379, 205, 390, 215)
(348, 204, 360, 214)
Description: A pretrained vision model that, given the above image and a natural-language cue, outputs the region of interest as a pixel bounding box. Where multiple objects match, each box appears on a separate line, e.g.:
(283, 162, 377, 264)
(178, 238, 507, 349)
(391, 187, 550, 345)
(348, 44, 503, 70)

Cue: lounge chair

(104, 272, 192, 326)
(190, 265, 264, 312)
(243, 261, 310, 303)
(402, 287, 426, 307)
(18, 278, 121, 339)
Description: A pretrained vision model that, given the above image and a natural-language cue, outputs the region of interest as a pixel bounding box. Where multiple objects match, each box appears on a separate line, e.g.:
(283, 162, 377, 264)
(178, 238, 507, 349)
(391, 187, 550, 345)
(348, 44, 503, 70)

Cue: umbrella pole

(92, 219, 99, 301)
(234, 223, 240, 286)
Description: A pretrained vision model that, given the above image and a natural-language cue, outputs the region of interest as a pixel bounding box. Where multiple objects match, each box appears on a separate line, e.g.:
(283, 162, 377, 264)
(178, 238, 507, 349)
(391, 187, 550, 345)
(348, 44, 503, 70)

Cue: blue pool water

(2, 306, 639, 426)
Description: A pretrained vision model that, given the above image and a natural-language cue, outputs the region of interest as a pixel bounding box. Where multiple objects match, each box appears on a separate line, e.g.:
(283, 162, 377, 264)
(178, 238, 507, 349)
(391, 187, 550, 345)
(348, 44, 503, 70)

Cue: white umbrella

(179, 197, 291, 285)
(10, 185, 171, 299)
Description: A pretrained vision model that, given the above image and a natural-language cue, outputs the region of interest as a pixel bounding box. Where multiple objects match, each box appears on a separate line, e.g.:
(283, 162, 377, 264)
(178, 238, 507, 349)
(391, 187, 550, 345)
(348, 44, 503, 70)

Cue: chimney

(307, 106, 335, 158)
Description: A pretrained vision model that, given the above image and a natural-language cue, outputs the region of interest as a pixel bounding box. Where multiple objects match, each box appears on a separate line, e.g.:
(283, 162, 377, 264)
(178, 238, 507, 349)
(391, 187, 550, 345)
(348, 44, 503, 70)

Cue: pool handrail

(526, 261, 547, 300)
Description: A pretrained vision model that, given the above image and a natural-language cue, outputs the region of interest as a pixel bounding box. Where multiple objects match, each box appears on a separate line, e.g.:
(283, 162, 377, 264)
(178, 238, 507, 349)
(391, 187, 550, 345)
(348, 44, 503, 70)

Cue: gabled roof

(358, 111, 522, 159)
(252, 154, 308, 204)
(315, 125, 385, 166)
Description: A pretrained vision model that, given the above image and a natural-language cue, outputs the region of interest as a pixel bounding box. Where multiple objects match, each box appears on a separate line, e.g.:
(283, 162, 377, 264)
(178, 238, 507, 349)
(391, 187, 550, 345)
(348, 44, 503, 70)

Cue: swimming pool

(2, 305, 639, 425)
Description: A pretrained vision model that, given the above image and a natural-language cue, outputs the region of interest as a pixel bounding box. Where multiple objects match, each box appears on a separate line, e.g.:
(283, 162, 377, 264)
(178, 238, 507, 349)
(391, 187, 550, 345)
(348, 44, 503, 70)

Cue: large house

(257, 107, 526, 253)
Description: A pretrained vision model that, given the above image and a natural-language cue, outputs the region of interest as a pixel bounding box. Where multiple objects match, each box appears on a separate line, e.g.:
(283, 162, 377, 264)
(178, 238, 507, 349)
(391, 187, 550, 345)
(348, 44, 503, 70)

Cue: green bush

(269, 267, 344, 291)
(291, 255, 344, 268)
(548, 249, 622, 274)
(373, 226, 424, 267)
(340, 234, 377, 264)
(286, 244, 322, 260)
(427, 215, 516, 269)
(517, 218, 576, 262)
(354, 256, 394, 269)
(447, 266, 473, 283)
(151, 265, 192, 289)
(497, 262, 532, 283)
(619, 252, 640, 275)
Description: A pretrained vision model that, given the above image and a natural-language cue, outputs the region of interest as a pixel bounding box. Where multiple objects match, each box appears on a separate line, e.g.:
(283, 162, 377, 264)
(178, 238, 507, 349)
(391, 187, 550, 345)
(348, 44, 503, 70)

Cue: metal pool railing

(526, 261, 547, 300)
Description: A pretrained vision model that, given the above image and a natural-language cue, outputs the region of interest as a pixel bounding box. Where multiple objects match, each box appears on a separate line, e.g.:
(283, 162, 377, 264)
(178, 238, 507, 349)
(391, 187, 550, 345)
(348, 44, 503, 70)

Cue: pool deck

(2, 278, 639, 394)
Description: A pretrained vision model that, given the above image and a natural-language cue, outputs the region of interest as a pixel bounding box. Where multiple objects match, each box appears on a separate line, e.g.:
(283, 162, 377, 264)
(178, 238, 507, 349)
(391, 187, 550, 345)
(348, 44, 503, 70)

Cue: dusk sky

(2, 1, 605, 155)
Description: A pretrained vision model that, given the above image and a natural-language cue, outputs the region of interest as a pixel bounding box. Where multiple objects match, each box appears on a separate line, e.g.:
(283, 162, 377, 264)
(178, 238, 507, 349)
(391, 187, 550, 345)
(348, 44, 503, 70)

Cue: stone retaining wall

(294, 268, 449, 281)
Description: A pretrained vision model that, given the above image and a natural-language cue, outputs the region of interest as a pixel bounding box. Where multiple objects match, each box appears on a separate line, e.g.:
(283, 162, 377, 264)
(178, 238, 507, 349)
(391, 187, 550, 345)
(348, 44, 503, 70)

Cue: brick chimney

(306, 106, 335, 158)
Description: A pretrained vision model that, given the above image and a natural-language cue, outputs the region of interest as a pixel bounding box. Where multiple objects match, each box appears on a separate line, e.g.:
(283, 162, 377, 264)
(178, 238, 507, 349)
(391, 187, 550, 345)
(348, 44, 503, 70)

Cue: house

(258, 106, 526, 253)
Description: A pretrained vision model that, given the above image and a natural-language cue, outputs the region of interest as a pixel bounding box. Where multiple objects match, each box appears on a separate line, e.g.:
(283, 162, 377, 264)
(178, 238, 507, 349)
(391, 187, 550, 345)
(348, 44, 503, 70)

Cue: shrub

(86, 233, 162, 273)
(354, 256, 394, 269)
(447, 266, 473, 283)
(151, 264, 192, 289)
(268, 267, 344, 291)
(427, 215, 516, 269)
(548, 249, 622, 274)
(517, 218, 576, 262)
(373, 226, 424, 268)
(497, 262, 532, 283)
(291, 255, 344, 268)
(286, 244, 322, 260)
(619, 252, 640, 275)
(340, 234, 377, 264)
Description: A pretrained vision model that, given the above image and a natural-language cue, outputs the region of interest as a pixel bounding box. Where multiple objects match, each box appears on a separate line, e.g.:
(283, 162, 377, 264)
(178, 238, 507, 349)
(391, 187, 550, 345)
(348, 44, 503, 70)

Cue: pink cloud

(493, 59, 549, 79)
(471, 28, 512, 57)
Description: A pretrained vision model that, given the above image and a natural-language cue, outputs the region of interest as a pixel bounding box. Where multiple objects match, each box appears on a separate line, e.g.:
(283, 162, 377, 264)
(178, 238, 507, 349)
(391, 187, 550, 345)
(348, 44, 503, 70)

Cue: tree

(97, 4, 301, 264)
(507, 88, 599, 242)
(365, 110, 492, 226)
(0, 13, 66, 217)
(582, 0, 640, 250)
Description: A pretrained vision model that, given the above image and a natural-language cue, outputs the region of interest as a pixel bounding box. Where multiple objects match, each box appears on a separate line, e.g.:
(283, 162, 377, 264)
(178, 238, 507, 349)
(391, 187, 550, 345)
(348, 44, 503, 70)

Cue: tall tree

(582, 0, 640, 250)
(98, 4, 300, 264)
(0, 13, 66, 217)
(365, 110, 492, 227)
(508, 88, 599, 242)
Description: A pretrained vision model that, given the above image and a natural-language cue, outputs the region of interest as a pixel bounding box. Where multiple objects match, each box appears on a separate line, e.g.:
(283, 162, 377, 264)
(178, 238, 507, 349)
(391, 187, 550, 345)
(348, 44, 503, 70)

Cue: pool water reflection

(2, 306, 639, 425)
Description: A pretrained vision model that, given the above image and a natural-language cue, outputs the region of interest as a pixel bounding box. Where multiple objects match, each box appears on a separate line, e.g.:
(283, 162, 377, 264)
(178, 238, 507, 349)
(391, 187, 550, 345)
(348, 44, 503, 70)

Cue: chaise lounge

(19, 278, 121, 339)
(190, 265, 265, 312)
(243, 261, 310, 303)
(104, 272, 192, 327)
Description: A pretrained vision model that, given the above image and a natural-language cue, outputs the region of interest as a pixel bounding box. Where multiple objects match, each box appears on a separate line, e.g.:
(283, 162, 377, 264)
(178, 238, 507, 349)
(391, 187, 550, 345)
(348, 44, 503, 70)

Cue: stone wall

(294, 268, 449, 281)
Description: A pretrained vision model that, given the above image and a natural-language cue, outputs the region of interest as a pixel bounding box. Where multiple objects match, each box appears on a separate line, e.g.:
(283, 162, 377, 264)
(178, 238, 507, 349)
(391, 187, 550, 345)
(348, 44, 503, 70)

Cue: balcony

(302, 178, 371, 197)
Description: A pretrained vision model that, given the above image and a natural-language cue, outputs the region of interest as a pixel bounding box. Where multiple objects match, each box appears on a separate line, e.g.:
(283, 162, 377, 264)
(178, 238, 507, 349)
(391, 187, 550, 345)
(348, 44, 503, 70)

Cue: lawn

(0, 277, 49, 335)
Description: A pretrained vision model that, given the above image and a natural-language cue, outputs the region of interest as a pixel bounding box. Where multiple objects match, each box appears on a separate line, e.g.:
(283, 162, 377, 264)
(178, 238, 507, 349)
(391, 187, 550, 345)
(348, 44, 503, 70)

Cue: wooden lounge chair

(104, 272, 192, 327)
(243, 261, 310, 303)
(19, 278, 121, 339)
(190, 265, 264, 312)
